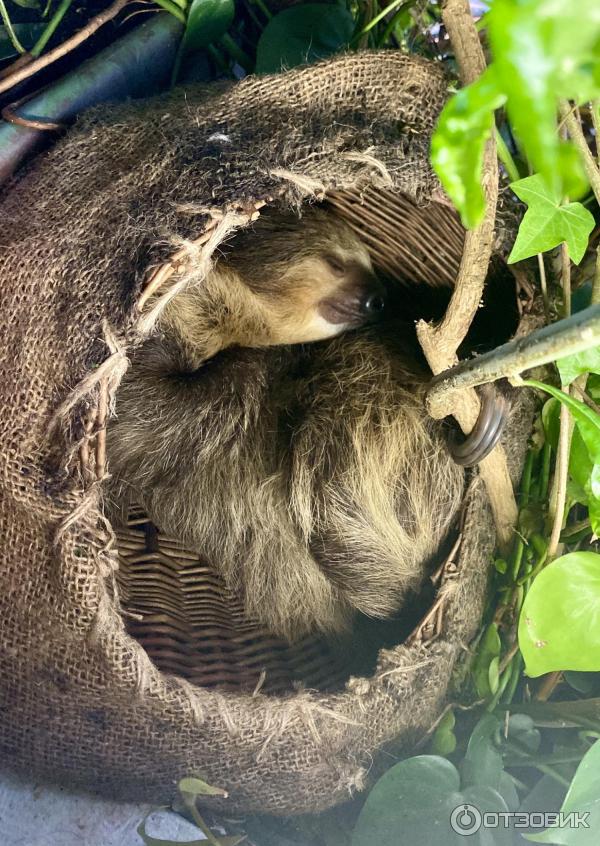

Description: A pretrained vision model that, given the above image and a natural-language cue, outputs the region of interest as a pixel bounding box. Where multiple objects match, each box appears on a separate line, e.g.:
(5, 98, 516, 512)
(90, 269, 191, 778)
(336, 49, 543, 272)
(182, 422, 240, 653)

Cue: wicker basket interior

(116, 189, 486, 696)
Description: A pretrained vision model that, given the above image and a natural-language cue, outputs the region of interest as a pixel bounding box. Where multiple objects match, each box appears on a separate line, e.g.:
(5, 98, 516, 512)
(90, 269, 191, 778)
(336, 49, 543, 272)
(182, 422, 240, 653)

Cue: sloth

(106, 205, 465, 640)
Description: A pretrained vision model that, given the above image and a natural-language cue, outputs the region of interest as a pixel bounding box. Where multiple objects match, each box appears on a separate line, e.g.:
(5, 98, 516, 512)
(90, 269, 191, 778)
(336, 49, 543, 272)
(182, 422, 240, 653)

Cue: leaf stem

(538, 441, 552, 502)
(0, 0, 25, 54)
(251, 0, 272, 21)
(504, 746, 572, 788)
(31, 0, 74, 57)
(547, 403, 571, 560)
(182, 796, 222, 846)
(537, 252, 550, 321)
(154, 0, 187, 23)
(219, 33, 252, 71)
(354, 0, 409, 40)
(495, 128, 520, 183)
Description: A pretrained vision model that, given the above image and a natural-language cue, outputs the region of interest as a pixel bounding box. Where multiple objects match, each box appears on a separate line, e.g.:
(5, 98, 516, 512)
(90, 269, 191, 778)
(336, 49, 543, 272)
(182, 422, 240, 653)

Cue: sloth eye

(325, 255, 346, 276)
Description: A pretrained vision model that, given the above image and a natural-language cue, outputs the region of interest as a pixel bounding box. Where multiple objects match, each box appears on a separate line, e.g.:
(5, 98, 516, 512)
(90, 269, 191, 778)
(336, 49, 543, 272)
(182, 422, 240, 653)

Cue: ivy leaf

(431, 66, 506, 229)
(557, 348, 600, 387)
(508, 175, 595, 264)
(526, 739, 600, 844)
(255, 4, 355, 74)
(183, 0, 235, 53)
(519, 551, 600, 677)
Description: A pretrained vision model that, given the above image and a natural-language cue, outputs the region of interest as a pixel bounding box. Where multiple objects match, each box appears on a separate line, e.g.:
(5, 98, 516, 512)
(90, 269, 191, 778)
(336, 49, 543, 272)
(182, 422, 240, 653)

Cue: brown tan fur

(106, 206, 464, 640)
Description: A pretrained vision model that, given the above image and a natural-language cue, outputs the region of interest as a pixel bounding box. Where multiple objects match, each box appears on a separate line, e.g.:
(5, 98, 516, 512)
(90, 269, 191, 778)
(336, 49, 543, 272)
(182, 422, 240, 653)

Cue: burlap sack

(0, 51, 532, 815)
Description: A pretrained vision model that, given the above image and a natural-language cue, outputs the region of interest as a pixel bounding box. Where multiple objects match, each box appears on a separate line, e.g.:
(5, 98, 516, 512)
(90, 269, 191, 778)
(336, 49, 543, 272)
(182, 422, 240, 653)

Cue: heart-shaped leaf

(255, 4, 354, 74)
(519, 551, 600, 677)
(526, 740, 600, 844)
(351, 755, 511, 846)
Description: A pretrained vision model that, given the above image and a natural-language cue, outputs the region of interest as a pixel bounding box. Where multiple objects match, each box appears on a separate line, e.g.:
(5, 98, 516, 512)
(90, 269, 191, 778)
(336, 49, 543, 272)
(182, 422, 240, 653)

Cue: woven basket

(0, 51, 533, 816)
(115, 188, 467, 697)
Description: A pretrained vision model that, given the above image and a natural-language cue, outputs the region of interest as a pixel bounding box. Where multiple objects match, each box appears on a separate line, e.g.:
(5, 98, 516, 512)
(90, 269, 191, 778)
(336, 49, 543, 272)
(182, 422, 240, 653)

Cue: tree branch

(416, 0, 517, 551)
(426, 303, 600, 410)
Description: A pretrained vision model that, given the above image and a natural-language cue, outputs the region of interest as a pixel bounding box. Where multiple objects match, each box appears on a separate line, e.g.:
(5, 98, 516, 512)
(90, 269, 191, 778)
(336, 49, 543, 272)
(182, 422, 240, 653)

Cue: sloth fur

(107, 206, 465, 640)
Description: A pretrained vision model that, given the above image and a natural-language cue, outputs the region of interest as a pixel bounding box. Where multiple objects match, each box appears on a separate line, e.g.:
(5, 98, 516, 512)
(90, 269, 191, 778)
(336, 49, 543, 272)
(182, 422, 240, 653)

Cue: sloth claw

(450, 383, 510, 467)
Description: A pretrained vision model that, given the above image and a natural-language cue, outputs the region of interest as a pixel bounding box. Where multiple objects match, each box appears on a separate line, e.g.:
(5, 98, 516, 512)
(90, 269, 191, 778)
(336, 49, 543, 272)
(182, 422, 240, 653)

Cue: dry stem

(559, 100, 600, 206)
(417, 0, 517, 551)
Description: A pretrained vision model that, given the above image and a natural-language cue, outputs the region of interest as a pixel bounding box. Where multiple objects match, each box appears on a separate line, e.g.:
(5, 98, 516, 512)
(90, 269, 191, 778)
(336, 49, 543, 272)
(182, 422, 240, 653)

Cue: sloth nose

(363, 293, 386, 316)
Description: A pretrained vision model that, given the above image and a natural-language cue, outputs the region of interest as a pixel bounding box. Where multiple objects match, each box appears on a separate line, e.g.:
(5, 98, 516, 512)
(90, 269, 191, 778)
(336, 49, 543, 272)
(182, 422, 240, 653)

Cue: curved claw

(449, 383, 510, 467)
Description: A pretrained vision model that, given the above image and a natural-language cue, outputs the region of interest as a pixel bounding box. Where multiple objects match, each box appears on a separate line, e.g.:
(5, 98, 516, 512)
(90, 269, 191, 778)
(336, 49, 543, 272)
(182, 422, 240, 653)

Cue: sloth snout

(356, 275, 386, 322)
(361, 290, 386, 318)
(318, 274, 386, 326)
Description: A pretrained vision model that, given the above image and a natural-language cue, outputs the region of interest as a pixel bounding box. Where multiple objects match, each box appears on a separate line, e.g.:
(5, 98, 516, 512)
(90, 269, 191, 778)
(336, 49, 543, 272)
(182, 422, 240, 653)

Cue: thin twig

(537, 252, 550, 320)
(536, 671, 563, 702)
(0, 0, 130, 97)
(547, 403, 571, 560)
(416, 0, 516, 551)
(592, 99, 600, 167)
(593, 247, 600, 306)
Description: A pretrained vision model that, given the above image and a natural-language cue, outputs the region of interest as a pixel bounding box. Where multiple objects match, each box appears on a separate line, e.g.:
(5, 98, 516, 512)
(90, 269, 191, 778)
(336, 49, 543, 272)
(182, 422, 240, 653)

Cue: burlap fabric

(0, 51, 531, 815)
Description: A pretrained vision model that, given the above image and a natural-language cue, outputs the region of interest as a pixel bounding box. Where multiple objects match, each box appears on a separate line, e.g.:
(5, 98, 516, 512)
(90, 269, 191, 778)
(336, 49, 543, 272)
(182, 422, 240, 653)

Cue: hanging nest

(0, 51, 534, 816)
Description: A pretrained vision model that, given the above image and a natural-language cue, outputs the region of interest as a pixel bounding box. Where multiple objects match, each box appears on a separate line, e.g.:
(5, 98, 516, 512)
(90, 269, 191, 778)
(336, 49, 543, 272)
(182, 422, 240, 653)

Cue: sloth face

(265, 251, 386, 345)
(222, 207, 386, 345)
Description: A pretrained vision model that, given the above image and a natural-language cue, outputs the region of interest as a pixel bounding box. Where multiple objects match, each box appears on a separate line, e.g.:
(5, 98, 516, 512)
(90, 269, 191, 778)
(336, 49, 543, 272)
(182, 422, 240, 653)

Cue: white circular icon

(450, 803, 483, 835)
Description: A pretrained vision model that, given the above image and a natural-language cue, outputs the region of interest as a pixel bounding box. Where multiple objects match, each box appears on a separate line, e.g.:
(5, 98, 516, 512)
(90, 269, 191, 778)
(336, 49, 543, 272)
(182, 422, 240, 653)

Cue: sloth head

(219, 205, 386, 345)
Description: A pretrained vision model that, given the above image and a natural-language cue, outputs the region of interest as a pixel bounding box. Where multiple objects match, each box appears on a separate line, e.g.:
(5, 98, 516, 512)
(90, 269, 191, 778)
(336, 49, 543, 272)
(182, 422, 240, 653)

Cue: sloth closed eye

(324, 255, 347, 276)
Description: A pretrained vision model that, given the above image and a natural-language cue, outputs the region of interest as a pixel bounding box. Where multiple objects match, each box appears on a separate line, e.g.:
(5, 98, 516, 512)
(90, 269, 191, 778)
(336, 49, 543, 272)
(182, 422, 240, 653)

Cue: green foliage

(430, 709, 457, 756)
(519, 551, 600, 677)
(255, 4, 354, 74)
(526, 740, 600, 844)
(351, 752, 512, 846)
(182, 0, 235, 53)
(471, 622, 501, 698)
(430, 68, 506, 228)
(431, 0, 600, 227)
(524, 380, 600, 534)
(138, 777, 243, 846)
(557, 349, 600, 388)
(0, 21, 44, 58)
(508, 175, 596, 265)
